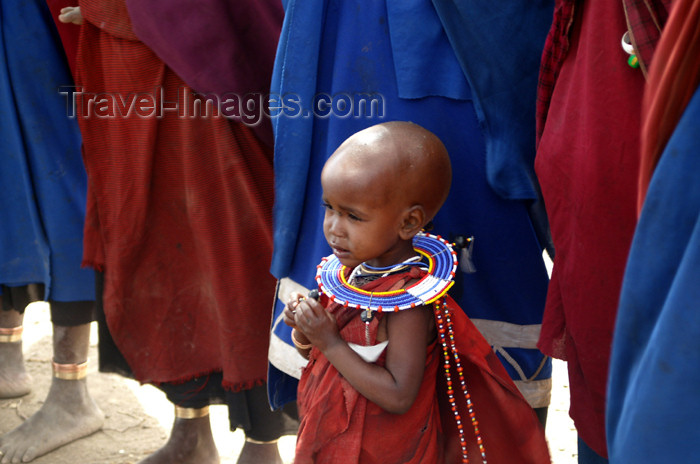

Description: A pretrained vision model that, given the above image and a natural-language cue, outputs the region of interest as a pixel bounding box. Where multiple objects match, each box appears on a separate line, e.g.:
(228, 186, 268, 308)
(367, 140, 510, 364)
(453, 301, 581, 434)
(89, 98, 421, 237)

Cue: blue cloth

(606, 86, 700, 463)
(269, 0, 552, 408)
(432, 0, 553, 201)
(0, 0, 93, 302)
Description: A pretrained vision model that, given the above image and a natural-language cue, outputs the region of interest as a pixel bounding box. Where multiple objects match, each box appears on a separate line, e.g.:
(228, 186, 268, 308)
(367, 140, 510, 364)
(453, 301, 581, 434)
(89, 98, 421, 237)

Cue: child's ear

(399, 205, 426, 240)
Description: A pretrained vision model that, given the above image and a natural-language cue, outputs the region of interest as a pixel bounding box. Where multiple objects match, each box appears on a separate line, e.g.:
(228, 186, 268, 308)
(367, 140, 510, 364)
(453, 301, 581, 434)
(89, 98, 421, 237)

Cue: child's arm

(294, 297, 433, 414)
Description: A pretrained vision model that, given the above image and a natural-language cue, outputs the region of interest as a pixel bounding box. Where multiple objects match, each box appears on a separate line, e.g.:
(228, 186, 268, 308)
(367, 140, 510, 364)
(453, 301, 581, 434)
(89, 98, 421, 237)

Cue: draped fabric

(607, 83, 700, 464)
(75, 0, 277, 389)
(607, 1, 700, 460)
(296, 270, 550, 464)
(124, 0, 283, 148)
(536, 0, 671, 140)
(268, 0, 552, 412)
(0, 0, 93, 303)
(534, 0, 670, 456)
(637, 0, 700, 210)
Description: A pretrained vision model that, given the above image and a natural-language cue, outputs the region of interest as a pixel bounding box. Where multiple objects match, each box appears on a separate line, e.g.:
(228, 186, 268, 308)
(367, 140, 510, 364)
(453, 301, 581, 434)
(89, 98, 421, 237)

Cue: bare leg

(0, 310, 31, 398)
(236, 437, 283, 464)
(139, 408, 220, 464)
(0, 323, 104, 463)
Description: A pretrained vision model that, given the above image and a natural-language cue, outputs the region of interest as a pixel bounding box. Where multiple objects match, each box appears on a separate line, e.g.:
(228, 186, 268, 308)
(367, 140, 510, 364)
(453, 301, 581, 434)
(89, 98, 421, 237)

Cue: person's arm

(294, 298, 432, 414)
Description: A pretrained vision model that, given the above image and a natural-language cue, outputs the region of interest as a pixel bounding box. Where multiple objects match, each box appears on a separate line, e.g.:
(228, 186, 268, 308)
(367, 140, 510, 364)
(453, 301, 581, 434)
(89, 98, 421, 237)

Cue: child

(284, 121, 550, 463)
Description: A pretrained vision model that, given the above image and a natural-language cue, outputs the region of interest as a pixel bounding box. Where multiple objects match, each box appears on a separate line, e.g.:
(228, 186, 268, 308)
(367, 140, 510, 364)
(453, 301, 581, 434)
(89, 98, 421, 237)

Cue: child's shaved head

(322, 121, 451, 227)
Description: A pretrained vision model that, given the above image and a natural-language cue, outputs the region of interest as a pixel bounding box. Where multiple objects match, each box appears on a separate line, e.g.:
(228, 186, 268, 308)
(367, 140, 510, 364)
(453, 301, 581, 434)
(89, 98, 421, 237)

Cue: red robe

(534, 0, 668, 455)
(74, 0, 277, 390)
(296, 269, 550, 463)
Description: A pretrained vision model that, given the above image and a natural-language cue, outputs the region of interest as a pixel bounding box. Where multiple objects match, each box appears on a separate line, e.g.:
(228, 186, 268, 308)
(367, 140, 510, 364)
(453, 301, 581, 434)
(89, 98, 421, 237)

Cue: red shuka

(296, 269, 550, 464)
(74, 0, 276, 390)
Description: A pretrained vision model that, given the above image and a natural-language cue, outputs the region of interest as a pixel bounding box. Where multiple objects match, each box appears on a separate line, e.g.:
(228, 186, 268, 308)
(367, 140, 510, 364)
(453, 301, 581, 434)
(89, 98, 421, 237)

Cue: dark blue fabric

(606, 86, 700, 463)
(433, 0, 552, 201)
(0, 0, 93, 302)
(269, 0, 550, 408)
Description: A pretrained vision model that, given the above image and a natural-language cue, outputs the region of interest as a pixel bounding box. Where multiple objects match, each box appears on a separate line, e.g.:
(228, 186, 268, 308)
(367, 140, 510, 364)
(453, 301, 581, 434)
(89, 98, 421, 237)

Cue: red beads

(434, 299, 487, 464)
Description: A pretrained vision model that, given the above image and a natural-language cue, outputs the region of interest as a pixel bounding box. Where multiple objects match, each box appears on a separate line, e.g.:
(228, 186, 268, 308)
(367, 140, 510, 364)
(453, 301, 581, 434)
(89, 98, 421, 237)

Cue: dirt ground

(1, 302, 577, 464)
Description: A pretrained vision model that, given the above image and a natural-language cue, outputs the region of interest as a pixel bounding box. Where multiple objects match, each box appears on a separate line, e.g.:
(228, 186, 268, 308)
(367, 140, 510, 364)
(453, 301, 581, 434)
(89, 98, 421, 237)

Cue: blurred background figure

(60, 2, 295, 463)
(0, 0, 103, 462)
(534, 0, 671, 461)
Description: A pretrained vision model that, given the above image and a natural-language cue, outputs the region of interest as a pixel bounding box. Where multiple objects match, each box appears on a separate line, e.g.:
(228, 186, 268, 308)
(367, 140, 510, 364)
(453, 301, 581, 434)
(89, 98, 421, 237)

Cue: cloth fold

(75, 0, 279, 389)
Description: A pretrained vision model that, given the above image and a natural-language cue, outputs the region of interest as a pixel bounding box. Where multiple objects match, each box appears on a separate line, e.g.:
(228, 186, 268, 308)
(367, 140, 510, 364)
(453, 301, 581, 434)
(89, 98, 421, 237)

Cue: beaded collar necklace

(315, 233, 458, 312)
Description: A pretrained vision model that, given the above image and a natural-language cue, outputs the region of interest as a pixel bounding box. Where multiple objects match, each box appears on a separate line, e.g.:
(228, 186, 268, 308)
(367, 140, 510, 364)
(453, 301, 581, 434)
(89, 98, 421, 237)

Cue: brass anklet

(0, 326, 23, 343)
(245, 436, 279, 445)
(52, 360, 88, 380)
(174, 405, 210, 419)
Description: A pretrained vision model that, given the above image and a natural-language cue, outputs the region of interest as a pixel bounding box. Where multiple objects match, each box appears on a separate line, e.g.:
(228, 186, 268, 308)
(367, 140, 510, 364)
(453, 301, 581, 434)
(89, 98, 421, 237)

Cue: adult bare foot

(139, 415, 220, 464)
(0, 376, 104, 463)
(236, 439, 283, 464)
(0, 336, 32, 398)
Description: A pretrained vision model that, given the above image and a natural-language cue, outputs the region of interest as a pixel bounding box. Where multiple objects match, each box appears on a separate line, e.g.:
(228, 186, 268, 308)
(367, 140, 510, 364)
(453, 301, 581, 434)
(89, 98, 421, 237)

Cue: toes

(21, 446, 37, 463)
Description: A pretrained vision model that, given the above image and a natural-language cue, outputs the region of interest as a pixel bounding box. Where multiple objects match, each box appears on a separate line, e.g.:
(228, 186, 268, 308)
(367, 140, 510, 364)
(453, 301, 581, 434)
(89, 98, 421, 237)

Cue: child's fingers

(305, 298, 326, 318)
(286, 291, 305, 305)
(282, 308, 294, 325)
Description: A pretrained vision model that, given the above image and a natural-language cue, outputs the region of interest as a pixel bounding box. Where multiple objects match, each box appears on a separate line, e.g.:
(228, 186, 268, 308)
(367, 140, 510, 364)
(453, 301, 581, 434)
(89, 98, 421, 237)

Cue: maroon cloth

(296, 269, 550, 464)
(75, 0, 277, 390)
(534, 0, 668, 456)
(124, 0, 283, 148)
(536, 0, 671, 140)
(639, 0, 700, 209)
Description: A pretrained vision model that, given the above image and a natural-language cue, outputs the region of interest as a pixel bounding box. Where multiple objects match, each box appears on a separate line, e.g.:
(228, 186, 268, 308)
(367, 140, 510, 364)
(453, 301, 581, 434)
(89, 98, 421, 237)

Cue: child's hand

(59, 6, 83, 25)
(283, 292, 306, 328)
(293, 295, 339, 352)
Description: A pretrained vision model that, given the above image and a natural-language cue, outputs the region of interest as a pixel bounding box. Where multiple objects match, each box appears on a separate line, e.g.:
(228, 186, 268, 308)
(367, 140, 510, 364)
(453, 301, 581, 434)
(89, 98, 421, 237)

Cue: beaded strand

(435, 298, 487, 464)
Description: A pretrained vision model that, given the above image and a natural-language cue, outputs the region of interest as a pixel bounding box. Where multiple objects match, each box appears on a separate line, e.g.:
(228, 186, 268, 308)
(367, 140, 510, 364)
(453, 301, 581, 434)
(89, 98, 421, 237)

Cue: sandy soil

(1, 302, 577, 464)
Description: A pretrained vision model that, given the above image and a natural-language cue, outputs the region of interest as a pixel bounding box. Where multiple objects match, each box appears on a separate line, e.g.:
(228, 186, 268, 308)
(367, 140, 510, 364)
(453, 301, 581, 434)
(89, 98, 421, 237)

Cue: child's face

(321, 168, 416, 269)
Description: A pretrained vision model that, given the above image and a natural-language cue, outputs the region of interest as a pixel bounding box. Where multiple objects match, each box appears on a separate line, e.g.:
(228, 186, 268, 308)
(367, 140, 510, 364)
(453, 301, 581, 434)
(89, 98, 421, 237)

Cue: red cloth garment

(536, 0, 671, 140)
(534, 0, 669, 456)
(639, 0, 700, 209)
(74, 0, 277, 390)
(296, 270, 550, 464)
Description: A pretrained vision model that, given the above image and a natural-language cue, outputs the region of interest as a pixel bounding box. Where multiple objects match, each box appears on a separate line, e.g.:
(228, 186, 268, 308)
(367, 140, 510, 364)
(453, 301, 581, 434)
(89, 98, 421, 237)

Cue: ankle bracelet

(52, 360, 88, 380)
(0, 326, 23, 343)
(174, 405, 210, 419)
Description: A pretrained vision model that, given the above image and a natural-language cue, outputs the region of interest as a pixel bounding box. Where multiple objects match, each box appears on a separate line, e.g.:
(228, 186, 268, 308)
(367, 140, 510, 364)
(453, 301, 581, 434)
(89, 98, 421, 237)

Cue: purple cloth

(124, 0, 283, 146)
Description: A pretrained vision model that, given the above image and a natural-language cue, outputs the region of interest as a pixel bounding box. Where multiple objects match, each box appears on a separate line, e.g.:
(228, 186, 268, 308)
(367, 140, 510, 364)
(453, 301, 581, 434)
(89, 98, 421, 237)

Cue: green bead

(628, 55, 640, 68)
